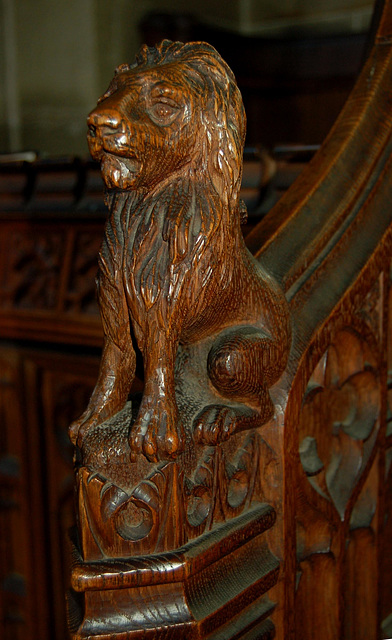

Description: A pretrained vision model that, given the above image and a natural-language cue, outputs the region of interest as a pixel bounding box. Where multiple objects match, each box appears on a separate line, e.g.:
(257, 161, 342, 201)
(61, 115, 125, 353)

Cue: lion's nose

(87, 109, 122, 136)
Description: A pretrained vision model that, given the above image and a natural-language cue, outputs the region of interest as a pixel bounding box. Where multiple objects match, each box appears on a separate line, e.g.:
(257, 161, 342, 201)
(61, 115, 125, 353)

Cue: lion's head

(87, 40, 246, 213)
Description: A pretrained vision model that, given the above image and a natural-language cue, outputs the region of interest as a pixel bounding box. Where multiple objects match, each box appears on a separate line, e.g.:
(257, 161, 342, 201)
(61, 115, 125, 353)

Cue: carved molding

(69, 503, 279, 639)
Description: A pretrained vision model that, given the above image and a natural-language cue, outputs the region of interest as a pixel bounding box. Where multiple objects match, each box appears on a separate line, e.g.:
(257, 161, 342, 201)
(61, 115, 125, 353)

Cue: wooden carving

(69, 40, 291, 462)
(67, 40, 291, 640)
(67, 8, 392, 635)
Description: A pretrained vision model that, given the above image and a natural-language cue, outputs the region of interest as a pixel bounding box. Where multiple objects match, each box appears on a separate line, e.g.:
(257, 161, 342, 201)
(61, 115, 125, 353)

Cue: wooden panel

(248, 1, 392, 636)
(0, 348, 34, 640)
(23, 351, 99, 639)
(0, 220, 103, 346)
(0, 345, 100, 640)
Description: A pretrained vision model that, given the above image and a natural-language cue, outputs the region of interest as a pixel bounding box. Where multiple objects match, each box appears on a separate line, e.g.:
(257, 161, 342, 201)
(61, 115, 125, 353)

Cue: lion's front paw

(129, 399, 184, 463)
(193, 403, 265, 446)
(69, 400, 123, 447)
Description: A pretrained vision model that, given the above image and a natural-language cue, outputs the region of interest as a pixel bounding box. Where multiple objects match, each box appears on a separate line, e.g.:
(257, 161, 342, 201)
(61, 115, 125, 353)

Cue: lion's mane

(100, 41, 247, 341)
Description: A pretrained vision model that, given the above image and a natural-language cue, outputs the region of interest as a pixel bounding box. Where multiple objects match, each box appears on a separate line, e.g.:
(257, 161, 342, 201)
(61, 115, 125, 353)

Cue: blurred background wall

(0, 0, 374, 156)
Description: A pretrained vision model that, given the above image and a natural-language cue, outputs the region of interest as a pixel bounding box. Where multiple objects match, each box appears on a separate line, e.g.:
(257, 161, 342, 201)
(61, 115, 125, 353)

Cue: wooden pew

(67, 2, 392, 638)
(0, 151, 296, 640)
(246, 1, 392, 636)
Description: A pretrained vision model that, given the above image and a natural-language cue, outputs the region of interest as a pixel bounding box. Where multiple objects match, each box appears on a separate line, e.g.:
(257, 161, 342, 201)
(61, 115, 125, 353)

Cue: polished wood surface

(68, 2, 392, 636)
(0, 133, 304, 640)
(1, 2, 392, 638)
(248, 1, 392, 637)
(67, 40, 291, 639)
(70, 41, 291, 461)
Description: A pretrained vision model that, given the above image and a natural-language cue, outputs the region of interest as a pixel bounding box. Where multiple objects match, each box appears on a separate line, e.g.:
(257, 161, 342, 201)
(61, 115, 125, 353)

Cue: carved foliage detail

(299, 328, 380, 518)
(185, 432, 267, 531)
(77, 461, 187, 560)
(0, 230, 64, 309)
(295, 320, 382, 640)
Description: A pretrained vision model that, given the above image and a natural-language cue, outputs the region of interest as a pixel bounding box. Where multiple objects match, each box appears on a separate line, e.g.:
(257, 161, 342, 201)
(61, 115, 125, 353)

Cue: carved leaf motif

(186, 447, 216, 528)
(226, 432, 266, 511)
(77, 461, 187, 559)
(299, 329, 380, 518)
(1, 230, 64, 309)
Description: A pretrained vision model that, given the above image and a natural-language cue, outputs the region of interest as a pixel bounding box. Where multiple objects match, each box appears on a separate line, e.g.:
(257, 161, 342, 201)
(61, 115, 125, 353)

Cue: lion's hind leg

(193, 326, 284, 445)
(193, 394, 272, 445)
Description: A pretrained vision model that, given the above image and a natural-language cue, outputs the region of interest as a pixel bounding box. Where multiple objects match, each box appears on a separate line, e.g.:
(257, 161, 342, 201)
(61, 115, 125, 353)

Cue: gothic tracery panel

(295, 277, 384, 639)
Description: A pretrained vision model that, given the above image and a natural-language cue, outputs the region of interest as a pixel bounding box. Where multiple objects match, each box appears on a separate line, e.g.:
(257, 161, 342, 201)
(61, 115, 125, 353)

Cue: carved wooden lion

(69, 40, 291, 462)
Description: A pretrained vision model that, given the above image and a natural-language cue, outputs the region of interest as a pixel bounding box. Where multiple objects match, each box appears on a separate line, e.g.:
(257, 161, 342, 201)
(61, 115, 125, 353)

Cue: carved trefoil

(67, 40, 291, 639)
(296, 287, 383, 640)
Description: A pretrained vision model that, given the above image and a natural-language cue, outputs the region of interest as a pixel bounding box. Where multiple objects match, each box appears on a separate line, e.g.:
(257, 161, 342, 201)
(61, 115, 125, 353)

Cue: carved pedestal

(68, 506, 277, 639)
(67, 402, 280, 639)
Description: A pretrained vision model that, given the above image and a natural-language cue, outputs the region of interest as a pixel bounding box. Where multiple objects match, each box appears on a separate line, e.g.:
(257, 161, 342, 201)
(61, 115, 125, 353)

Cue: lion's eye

(154, 104, 173, 118)
(148, 101, 179, 125)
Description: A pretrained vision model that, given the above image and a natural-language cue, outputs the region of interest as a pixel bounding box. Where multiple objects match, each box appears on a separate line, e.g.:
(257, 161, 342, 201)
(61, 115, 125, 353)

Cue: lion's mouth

(101, 153, 142, 189)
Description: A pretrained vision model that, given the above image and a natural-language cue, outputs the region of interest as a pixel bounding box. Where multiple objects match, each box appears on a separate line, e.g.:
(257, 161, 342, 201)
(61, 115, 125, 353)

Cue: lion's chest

(112, 196, 232, 346)
(121, 212, 191, 331)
